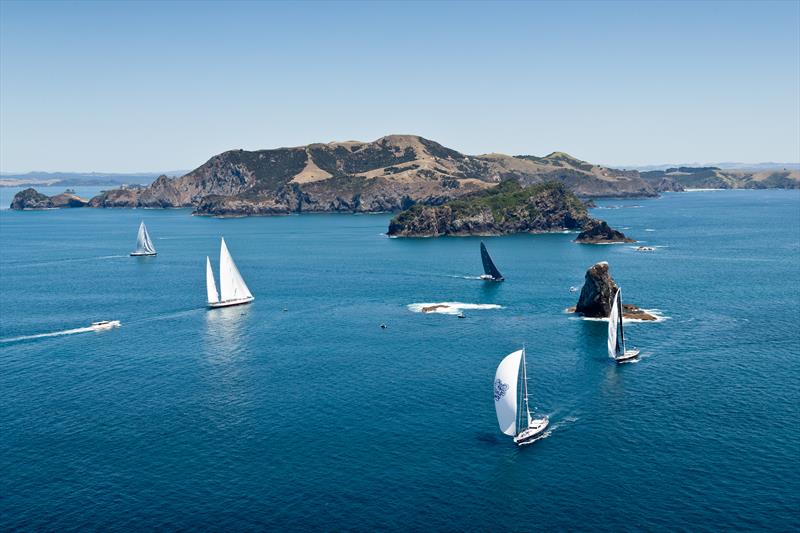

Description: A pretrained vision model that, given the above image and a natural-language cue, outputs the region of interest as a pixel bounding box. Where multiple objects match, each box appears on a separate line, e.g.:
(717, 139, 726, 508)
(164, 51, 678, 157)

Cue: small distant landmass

(0, 171, 188, 188)
(8, 134, 800, 214)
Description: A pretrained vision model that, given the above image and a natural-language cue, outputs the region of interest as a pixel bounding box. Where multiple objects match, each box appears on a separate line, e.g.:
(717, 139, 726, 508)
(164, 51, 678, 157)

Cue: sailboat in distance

(206, 237, 254, 309)
(608, 288, 640, 363)
(494, 347, 549, 445)
(479, 241, 504, 281)
(130, 221, 157, 256)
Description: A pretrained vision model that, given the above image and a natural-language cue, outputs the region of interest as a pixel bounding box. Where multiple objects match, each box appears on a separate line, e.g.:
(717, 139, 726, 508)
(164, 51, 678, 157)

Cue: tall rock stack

(575, 262, 619, 318)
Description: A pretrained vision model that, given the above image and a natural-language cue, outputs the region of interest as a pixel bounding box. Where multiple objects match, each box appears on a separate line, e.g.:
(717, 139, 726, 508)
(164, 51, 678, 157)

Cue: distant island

(9, 134, 800, 214)
(387, 180, 633, 242)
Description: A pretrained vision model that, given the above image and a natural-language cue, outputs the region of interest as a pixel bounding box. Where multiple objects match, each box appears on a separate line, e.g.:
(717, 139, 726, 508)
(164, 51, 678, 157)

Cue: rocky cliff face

(86, 135, 661, 215)
(10, 188, 88, 209)
(575, 262, 619, 317)
(574, 220, 635, 244)
(572, 262, 654, 320)
(387, 181, 595, 237)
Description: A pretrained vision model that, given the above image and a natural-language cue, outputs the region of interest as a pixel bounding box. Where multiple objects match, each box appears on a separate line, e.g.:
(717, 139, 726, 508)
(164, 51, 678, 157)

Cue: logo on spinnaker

(494, 379, 509, 401)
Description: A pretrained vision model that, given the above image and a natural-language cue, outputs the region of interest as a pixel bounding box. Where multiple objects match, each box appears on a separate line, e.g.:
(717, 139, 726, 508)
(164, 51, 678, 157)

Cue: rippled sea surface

(1, 190, 799, 531)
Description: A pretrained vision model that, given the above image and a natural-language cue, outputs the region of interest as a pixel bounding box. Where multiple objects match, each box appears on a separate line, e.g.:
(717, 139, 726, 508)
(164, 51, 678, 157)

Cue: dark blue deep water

(1, 190, 799, 531)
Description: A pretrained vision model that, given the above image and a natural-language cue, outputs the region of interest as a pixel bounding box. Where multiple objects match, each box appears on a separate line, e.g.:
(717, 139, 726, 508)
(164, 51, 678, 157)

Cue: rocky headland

(10, 188, 89, 210)
(568, 261, 656, 320)
(11, 135, 666, 214)
(386, 180, 634, 240)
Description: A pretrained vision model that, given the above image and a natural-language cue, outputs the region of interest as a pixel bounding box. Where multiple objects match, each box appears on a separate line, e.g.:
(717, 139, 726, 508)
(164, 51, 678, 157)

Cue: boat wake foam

(407, 302, 503, 315)
(568, 308, 670, 323)
(0, 324, 115, 344)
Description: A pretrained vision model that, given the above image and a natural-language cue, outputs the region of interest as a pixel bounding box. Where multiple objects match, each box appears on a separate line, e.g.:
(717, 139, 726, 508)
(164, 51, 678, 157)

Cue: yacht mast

(522, 346, 532, 423)
(618, 290, 626, 354)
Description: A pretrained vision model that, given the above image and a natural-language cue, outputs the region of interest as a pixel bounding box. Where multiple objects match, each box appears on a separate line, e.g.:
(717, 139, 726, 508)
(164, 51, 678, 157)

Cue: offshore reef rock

(574, 220, 635, 244)
(571, 261, 655, 320)
(10, 188, 88, 210)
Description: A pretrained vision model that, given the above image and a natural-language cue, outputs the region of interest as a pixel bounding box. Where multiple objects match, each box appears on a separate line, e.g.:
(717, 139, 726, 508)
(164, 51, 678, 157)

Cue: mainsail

(206, 256, 220, 304)
(133, 221, 156, 255)
(607, 289, 623, 358)
(480, 242, 503, 280)
(494, 349, 522, 436)
(219, 238, 253, 302)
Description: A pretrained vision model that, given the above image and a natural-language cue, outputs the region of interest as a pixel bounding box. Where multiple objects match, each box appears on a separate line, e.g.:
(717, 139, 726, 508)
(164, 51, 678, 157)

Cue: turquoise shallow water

(1, 190, 798, 531)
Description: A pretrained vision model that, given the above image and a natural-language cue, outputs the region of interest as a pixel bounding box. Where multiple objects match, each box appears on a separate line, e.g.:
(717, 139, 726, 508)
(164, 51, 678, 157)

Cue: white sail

(494, 349, 522, 436)
(219, 238, 253, 302)
(608, 289, 621, 359)
(206, 256, 220, 304)
(133, 221, 156, 255)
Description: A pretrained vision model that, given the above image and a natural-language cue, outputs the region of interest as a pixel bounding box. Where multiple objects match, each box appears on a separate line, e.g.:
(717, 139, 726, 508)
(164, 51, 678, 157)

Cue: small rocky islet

(568, 261, 656, 321)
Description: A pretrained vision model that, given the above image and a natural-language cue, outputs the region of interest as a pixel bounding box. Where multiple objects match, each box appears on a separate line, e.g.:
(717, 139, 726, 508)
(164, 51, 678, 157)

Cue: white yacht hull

(514, 417, 549, 445)
(480, 274, 504, 282)
(130, 252, 157, 256)
(615, 349, 640, 363)
(208, 297, 254, 309)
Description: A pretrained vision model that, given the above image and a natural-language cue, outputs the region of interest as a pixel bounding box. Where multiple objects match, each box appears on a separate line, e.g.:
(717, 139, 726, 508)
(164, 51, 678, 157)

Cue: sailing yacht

(494, 347, 549, 445)
(479, 242, 504, 281)
(130, 221, 157, 256)
(608, 288, 640, 362)
(206, 237, 254, 309)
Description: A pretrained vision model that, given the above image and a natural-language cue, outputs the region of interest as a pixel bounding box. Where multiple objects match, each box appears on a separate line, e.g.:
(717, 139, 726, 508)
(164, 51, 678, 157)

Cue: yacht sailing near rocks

(494, 347, 549, 445)
(608, 289, 640, 363)
(479, 242, 504, 281)
(130, 221, 157, 256)
(206, 237, 254, 309)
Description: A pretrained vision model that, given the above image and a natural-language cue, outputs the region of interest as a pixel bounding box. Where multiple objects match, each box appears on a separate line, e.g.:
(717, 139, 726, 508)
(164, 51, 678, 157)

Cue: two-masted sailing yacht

(206, 237, 254, 309)
(494, 347, 549, 445)
(608, 288, 640, 363)
(130, 221, 157, 256)
(480, 242, 504, 281)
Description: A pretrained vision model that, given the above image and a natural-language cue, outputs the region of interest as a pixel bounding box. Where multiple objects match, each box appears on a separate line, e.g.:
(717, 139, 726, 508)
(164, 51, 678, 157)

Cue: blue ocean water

(0, 190, 798, 531)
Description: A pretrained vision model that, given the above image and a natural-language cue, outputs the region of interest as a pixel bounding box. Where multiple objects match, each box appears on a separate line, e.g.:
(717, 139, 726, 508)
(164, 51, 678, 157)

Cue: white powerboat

(90, 320, 121, 331)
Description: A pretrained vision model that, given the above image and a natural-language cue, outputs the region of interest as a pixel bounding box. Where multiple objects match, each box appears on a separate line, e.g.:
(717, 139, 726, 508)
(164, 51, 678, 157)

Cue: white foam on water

(567, 308, 669, 323)
(645, 229, 656, 232)
(0, 323, 120, 344)
(408, 302, 503, 315)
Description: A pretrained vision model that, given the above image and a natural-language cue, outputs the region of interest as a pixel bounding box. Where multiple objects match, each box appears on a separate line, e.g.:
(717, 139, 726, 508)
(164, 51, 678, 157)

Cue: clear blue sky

(1, 0, 798, 172)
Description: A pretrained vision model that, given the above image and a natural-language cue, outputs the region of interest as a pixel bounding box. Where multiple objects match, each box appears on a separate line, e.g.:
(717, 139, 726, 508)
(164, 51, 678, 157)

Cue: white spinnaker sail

(206, 256, 220, 304)
(134, 222, 156, 254)
(495, 349, 522, 436)
(608, 290, 620, 359)
(219, 238, 253, 302)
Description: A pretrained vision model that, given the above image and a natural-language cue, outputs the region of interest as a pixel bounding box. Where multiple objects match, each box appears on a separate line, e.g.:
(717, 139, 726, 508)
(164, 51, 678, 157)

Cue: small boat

(494, 347, 549, 445)
(635, 246, 655, 252)
(479, 242, 504, 281)
(130, 221, 157, 256)
(457, 312, 466, 318)
(380, 323, 388, 329)
(569, 286, 579, 293)
(206, 237, 254, 309)
(90, 320, 121, 331)
(608, 288, 640, 362)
